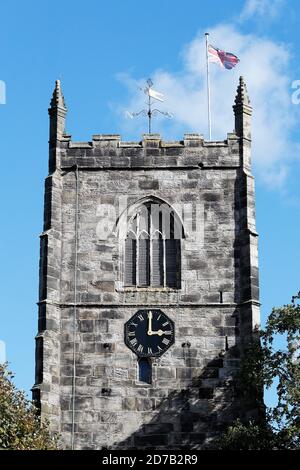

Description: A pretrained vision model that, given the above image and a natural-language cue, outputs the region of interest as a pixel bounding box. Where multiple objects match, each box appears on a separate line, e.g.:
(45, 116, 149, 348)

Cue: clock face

(124, 309, 175, 357)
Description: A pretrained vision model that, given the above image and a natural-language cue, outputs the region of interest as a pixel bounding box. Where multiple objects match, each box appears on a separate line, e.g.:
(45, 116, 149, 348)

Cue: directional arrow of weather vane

(125, 78, 173, 134)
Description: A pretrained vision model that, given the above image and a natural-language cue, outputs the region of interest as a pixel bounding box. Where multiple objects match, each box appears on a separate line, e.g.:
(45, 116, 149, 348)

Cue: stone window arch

(123, 199, 183, 288)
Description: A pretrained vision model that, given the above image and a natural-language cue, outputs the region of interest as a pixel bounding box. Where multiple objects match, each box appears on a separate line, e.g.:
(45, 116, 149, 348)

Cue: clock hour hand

(150, 329, 168, 336)
(147, 311, 153, 336)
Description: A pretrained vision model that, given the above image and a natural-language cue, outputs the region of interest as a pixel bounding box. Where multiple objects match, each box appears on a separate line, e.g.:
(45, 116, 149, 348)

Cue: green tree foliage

(220, 297, 300, 450)
(0, 363, 58, 450)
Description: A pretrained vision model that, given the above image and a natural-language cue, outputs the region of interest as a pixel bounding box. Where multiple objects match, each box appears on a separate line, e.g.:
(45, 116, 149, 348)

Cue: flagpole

(205, 32, 212, 141)
(148, 93, 152, 134)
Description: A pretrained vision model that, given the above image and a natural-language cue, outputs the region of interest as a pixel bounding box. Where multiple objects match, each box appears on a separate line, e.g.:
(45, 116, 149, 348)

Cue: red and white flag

(208, 45, 240, 70)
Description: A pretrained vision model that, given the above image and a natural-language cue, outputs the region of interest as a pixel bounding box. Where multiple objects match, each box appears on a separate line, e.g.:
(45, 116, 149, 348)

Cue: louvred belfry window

(124, 201, 182, 288)
(124, 235, 137, 287)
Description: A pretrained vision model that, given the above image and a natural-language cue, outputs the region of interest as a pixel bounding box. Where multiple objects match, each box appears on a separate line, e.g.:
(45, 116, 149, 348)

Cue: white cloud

(239, 0, 284, 22)
(117, 12, 299, 187)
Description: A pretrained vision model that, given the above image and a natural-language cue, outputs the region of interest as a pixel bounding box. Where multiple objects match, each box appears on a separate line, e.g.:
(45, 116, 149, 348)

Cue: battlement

(62, 132, 238, 149)
(55, 132, 242, 171)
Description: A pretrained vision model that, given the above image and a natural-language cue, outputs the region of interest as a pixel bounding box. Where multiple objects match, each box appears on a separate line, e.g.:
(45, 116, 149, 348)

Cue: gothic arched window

(124, 201, 183, 288)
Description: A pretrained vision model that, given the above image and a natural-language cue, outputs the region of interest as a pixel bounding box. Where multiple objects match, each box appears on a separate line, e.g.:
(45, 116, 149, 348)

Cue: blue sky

(0, 0, 299, 408)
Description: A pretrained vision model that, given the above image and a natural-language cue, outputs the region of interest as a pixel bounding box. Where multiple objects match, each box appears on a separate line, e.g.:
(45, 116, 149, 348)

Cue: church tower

(33, 77, 260, 449)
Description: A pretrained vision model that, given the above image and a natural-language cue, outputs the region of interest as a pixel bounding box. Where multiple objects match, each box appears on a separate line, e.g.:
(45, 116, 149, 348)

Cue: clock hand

(147, 311, 153, 336)
(150, 329, 169, 336)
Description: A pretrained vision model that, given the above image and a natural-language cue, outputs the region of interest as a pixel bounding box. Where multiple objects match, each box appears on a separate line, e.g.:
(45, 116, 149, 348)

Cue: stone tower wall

(33, 79, 260, 449)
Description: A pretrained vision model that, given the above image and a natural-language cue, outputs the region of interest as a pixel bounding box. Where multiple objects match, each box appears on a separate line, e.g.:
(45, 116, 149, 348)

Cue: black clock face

(124, 309, 175, 357)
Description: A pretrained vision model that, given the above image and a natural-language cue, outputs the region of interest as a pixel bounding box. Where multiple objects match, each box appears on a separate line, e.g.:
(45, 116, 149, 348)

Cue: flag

(146, 87, 164, 102)
(208, 45, 239, 70)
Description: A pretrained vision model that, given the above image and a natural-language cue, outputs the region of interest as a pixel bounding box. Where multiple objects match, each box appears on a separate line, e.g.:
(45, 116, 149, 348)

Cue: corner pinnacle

(50, 79, 67, 109)
(234, 75, 251, 107)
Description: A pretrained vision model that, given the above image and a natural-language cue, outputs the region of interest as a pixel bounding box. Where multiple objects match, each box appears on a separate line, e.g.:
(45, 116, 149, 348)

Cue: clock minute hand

(147, 311, 153, 336)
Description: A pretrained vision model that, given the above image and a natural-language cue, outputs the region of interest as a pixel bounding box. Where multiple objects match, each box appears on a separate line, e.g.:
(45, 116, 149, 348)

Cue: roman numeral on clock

(128, 331, 135, 337)
(137, 314, 144, 322)
(162, 338, 170, 346)
(130, 338, 138, 346)
(136, 344, 144, 353)
(162, 321, 169, 327)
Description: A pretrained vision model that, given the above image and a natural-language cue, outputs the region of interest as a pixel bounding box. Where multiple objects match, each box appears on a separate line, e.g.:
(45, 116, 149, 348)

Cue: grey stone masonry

(33, 77, 260, 449)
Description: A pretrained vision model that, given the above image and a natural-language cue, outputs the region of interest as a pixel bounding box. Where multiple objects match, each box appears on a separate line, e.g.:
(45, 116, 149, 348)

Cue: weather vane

(126, 78, 173, 134)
